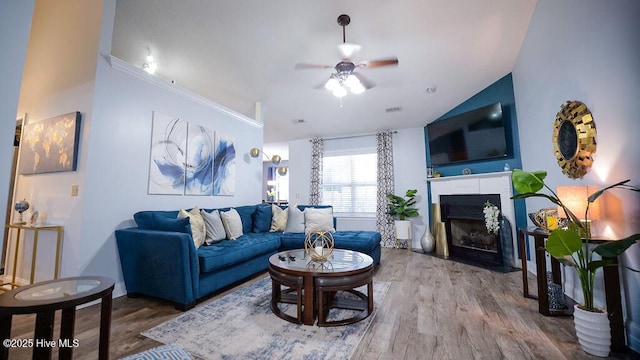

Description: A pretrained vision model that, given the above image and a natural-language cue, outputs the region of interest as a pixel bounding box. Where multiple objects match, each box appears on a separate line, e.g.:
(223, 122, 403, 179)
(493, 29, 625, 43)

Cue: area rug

(142, 276, 391, 360)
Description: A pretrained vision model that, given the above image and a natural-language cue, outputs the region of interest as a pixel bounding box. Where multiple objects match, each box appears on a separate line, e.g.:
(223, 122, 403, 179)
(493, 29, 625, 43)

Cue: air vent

(291, 119, 305, 124)
(385, 107, 402, 113)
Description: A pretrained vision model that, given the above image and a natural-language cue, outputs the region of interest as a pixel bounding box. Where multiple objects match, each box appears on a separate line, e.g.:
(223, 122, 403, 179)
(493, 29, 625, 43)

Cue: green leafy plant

(511, 169, 639, 311)
(386, 189, 419, 220)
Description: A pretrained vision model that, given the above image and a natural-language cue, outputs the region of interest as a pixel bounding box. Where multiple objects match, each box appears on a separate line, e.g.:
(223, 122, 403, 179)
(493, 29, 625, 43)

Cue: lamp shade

(557, 186, 600, 220)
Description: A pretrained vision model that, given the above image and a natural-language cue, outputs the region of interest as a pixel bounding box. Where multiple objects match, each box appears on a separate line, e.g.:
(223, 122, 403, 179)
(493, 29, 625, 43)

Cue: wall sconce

(557, 185, 600, 236)
(249, 148, 288, 176)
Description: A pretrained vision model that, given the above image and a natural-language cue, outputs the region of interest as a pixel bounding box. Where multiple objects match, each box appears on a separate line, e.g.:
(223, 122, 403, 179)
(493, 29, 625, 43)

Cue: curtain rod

(309, 130, 397, 142)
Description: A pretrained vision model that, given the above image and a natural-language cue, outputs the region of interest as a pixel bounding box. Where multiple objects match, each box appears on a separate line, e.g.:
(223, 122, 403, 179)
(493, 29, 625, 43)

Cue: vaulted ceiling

(111, 0, 536, 143)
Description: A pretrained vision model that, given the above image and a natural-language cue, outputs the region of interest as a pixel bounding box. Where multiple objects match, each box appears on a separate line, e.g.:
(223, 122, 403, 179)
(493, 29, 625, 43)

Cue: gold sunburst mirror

(552, 100, 597, 179)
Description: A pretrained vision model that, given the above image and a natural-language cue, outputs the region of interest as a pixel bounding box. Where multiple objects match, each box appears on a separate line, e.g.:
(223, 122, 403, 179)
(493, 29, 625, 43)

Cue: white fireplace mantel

(427, 171, 519, 268)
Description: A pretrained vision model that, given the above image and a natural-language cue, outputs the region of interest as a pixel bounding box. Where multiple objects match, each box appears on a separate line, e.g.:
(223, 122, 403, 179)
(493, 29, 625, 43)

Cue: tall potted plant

(387, 189, 419, 246)
(511, 169, 639, 357)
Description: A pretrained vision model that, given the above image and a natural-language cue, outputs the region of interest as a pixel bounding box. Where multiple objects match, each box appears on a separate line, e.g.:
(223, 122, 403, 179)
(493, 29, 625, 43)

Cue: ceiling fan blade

(353, 72, 376, 89)
(356, 57, 399, 69)
(294, 63, 333, 70)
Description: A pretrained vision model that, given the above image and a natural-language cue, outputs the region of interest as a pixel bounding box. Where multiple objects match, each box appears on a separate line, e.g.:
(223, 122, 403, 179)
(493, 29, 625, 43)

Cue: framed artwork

(148, 112, 187, 195)
(18, 112, 81, 175)
(184, 123, 215, 195)
(213, 132, 236, 195)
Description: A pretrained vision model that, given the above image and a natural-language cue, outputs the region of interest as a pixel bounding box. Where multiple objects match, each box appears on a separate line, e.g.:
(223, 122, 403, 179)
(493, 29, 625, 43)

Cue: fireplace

(440, 194, 509, 270)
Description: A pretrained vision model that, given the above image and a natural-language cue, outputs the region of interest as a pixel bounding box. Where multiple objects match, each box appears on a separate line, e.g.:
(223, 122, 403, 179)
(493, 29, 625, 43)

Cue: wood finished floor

(4, 248, 637, 359)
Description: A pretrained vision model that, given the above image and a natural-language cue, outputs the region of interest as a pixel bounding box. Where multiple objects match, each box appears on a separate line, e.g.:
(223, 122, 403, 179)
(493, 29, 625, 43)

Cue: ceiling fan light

(333, 86, 347, 98)
(344, 74, 360, 89)
(324, 78, 340, 91)
(350, 84, 366, 94)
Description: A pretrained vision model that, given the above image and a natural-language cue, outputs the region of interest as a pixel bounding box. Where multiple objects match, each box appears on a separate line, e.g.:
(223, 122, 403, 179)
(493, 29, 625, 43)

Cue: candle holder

(14, 199, 30, 224)
(304, 231, 334, 261)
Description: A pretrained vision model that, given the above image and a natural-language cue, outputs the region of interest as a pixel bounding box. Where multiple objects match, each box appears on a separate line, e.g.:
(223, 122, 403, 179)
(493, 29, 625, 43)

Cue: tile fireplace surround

(428, 171, 520, 269)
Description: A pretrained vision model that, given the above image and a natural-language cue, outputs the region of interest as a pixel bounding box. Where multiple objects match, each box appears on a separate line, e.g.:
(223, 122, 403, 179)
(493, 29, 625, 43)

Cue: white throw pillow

(270, 205, 288, 232)
(284, 205, 305, 233)
(304, 207, 336, 235)
(200, 209, 226, 244)
(220, 208, 243, 240)
(178, 207, 206, 248)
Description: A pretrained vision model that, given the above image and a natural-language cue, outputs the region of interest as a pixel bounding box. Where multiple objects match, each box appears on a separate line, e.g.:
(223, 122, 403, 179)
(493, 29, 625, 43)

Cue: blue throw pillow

(235, 205, 257, 234)
(252, 204, 272, 232)
(151, 214, 192, 234)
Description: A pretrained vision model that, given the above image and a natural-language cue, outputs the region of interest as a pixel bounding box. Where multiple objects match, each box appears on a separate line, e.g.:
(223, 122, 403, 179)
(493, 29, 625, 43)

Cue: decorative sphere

(304, 231, 334, 261)
(277, 166, 288, 176)
(271, 155, 282, 165)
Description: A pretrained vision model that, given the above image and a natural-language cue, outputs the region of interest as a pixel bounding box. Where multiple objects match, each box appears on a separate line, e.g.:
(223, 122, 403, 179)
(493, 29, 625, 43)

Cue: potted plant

(511, 169, 639, 357)
(387, 189, 419, 246)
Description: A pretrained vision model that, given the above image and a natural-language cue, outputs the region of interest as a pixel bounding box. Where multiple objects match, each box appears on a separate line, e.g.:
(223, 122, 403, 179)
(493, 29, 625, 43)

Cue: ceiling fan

(295, 14, 399, 97)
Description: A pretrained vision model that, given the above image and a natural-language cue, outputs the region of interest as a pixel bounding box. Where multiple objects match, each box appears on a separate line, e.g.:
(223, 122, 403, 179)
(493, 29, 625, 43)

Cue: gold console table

(2, 224, 63, 289)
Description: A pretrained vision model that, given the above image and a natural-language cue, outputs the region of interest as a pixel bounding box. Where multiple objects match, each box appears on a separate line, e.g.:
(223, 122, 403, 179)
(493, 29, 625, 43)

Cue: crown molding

(104, 55, 262, 128)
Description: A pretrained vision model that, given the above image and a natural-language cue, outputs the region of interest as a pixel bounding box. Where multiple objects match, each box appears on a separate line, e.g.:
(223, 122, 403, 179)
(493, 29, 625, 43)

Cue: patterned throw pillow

(269, 205, 288, 232)
(178, 207, 206, 248)
(200, 209, 226, 244)
(220, 208, 243, 240)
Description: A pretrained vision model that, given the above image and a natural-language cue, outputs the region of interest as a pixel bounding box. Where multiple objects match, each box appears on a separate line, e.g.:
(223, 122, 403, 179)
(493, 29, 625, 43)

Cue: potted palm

(386, 189, 420, 246)
(511, 169, 639, 357)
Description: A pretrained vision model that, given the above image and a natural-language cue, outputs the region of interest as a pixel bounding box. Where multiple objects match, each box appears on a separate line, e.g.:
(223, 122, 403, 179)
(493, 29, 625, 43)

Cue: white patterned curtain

(376, 131, 395, 248)
(309, 138, 324, 205)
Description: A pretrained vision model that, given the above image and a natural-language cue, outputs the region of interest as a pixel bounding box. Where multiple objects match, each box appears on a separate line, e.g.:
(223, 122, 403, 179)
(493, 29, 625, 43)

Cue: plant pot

(394, 220, 411, 240)
(573, 304, 610, 357)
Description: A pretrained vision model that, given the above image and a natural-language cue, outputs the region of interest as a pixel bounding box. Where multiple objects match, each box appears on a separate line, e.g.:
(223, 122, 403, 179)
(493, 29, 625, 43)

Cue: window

(322, 151, 377, 214)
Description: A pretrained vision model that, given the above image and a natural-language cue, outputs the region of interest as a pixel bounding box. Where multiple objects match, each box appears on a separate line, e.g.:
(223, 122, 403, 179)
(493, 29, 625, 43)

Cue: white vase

(420, 229, 435, 253)
(573, 305, 610, 357)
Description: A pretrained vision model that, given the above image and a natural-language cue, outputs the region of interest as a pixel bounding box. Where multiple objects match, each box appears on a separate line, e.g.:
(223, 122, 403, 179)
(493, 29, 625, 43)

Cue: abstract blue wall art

(148, 112, 187, 195)
(185, 123, 214, 195)
(18, 112, 81, 175)
(213, 132, 236, 195)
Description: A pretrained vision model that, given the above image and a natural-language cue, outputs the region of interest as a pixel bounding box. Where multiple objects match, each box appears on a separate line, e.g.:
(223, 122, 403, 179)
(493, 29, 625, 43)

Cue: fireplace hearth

(440, 194, 515, 272)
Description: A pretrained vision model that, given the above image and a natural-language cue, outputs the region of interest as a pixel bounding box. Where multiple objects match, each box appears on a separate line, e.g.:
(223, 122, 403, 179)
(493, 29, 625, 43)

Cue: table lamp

(556, 185, 600, 237)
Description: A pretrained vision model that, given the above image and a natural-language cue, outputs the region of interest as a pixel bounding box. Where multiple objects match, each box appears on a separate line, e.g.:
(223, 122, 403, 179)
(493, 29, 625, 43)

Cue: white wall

(0, 1, 35, 268)
(7, 0, 263, 298)
(287, 127, 427, 248)
(513, 0, 640, 350)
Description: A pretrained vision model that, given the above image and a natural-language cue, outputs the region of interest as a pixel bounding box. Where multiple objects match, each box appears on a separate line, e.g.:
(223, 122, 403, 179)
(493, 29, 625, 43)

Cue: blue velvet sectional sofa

(115, 204, 381, 310)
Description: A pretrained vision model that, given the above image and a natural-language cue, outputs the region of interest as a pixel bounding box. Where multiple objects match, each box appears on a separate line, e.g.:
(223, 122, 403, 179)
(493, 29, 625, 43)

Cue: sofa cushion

(197, 233, 281, 273)
(252, 204, 272, 233)
(279, 230, 380, 255)
(220, 208, 243, 240)
(304, 207, 335, 234)
(178, 207, 206, 248)
(151, 214, 191, 234)
(201, 209, 226, 244)
(270, 205, 288, 232)
(284, 206, 305, 233)
(134, 210, 180, 229)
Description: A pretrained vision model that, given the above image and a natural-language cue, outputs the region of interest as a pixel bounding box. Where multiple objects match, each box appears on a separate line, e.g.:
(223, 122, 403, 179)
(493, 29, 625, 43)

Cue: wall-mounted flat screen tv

(427, 102, 508, 166)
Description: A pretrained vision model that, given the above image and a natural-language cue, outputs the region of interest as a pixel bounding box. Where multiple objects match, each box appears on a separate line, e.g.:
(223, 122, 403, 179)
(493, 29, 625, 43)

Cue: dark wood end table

(0, 276, 114, 360)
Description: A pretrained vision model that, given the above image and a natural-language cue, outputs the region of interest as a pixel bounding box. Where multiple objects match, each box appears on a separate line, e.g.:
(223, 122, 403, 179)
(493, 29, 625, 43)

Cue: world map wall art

(18, 112, 82, 175)
(148, 112, 236, 196)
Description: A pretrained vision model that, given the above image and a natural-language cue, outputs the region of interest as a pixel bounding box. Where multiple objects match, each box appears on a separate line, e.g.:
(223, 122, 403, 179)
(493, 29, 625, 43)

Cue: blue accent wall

(425, 73, 528, 257)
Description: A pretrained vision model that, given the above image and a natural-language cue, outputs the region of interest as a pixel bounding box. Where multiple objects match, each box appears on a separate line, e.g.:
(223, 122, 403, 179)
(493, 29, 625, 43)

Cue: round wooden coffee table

(268, 249, 374, 326)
